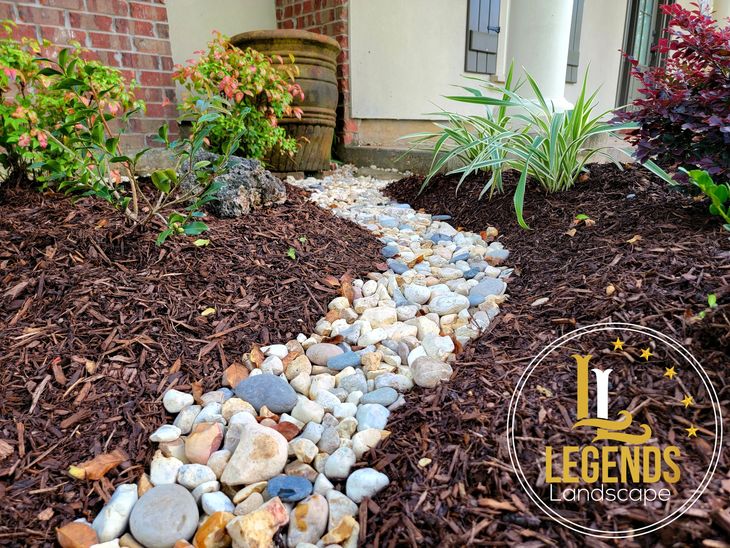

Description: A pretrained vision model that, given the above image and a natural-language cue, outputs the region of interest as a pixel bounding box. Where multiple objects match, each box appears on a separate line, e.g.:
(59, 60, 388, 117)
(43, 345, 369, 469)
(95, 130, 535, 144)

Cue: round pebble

(129, 484, 198, 548)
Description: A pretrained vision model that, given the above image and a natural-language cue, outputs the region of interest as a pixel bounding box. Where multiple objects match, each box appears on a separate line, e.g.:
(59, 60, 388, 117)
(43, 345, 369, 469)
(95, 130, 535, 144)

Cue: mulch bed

(0, 183, 385, 546)
(366, 163, 730, 547)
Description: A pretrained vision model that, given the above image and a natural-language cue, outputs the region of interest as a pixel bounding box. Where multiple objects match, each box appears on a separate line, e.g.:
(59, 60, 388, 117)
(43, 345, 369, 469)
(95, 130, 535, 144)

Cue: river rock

(267, 475, 313, 502)
(326, 351, 361, 371)
(355, 404, 390, 431)
(150, 452, 183, 485)
(361, 306, 397, 328)
(177, 463, 216, 489)
(92, 484, 138, 542)
(234, 374, 297, 413)
(326, 490, 358, 531)
(225, 497, 289, 548)
(162, 389, 194, 413)
(129, 484, 198, 548)
(360, 387, 398, 406)
(306, 343, 343, 366)
(220, 423, 287, 485)
(201, 491, 235, 514)
(185, 422, 224, 465)
(345, 468, 390, 503)
(287, 493, 328, 547)
(429, 293, 470, 315)
(412, 356, 453, 388)
(193, 511, 234, 548)
(324, 447, 356, 479)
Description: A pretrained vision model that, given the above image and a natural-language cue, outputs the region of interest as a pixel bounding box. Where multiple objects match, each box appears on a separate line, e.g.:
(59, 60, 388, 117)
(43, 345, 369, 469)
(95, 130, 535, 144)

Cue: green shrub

(173, 32, 303, 160)
(0, 24, 244, 244)
(412, 65, 666, 228)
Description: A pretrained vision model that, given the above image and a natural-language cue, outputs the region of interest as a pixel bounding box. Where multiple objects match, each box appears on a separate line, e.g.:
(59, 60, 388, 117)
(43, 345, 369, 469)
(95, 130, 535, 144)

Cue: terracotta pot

(230, 29, 340, 173)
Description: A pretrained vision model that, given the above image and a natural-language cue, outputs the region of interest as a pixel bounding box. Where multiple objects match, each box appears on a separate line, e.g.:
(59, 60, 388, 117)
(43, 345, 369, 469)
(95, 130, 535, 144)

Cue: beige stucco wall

(167, 0, 276, 97)
(350, 0, 632, 145)
(564, 0, 627, 110)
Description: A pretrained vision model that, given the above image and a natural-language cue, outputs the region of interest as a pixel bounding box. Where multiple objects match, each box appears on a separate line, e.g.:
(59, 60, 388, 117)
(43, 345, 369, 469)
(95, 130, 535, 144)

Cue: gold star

(681, 394, 694, 408)
(686, 425, 698, 438)
(664, 366, 677, 380)
(640, 347, 653, 361)
(612, 337, 624, 351)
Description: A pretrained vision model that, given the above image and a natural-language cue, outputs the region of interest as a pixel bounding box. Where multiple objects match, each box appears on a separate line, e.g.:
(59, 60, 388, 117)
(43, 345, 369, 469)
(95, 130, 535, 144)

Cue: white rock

(352, 429, 384, 459)
(291, 396, 325, 424)
(406, 345, 428, 366)
(346, 468, 390, 503)
(357, 327, 388, 346)
(173, 405, 201, 435)
(150, 452, 184, 485)
(163, 389, 194, 413)
(260, 355, 284, 375)
(412, 356, 453, 388)
(429, 293, 470, 315)
(333, 402, 358, 419)
(324, 447, 356, 480)
(403, 283, 431, 304)
(206, 449, 231, 479)
(414, 316, 440, 340)
(192, 480, 220, 502)
(326, 490, 358, 531)
(289, 438, 319, 464)
(287, 494, 328, 547)
(220, 423, 288, 485)
(201, 491, 235, 514)
(149, 424, 181, 443)
(262, 344, 289, 358)
(353, 295, 379, 313)
(91, 484, 138, 542)
(177, 463, 217, 489)
(422, 334, 455, 361)
(313, 473, 335, 496)
(360, 306, 397, 328)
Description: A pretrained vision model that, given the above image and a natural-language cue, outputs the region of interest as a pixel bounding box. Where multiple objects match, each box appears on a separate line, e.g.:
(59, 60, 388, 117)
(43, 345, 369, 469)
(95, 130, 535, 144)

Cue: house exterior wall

(1, 0, 178, 149)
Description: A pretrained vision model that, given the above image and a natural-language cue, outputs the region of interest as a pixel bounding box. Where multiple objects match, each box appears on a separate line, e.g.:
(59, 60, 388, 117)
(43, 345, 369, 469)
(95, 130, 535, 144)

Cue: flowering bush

(0, 22, 140, 186)
(0, 23, 244, 244)
(173, 32, 303, 160)
(616, 5, 730, 178)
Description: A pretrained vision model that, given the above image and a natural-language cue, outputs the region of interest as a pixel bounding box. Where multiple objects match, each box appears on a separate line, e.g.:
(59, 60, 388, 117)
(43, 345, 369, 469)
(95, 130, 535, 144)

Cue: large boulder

(180, 150, 287, 217)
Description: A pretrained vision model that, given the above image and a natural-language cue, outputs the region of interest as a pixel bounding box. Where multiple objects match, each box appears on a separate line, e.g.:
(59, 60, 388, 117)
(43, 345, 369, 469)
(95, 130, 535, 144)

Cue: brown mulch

(0, 183, 385, 546)
(366, 163, 730, 547)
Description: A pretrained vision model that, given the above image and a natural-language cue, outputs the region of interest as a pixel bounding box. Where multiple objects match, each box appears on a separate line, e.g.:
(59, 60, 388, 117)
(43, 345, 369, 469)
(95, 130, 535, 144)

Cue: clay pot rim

(230, 29, 341, 53)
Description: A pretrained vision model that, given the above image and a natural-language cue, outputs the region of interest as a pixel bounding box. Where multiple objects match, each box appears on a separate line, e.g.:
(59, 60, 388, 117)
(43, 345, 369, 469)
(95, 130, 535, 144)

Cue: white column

(505, 0, 574, 111)
(715, 0, 730, 22)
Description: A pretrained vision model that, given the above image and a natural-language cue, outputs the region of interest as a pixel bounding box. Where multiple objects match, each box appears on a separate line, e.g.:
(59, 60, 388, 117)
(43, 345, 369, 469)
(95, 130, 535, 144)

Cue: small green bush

(173, 32, 304, 160)
(683, 169, 730, 231)
(411, 65, 666, 228)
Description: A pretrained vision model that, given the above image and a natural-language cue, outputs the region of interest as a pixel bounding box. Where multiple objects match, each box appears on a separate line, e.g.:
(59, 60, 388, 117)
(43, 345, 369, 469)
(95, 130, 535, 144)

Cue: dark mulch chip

(366, 164, 729, 547)
(0, 183, 384, 546)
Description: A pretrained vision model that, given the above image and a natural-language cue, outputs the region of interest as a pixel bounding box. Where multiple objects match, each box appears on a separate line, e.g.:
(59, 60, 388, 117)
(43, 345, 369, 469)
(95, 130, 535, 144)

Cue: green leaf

(514, 165, 530, 229)
(707, 293, 717, 308)
(37, 67, 62, 77)
(183, 221, 208, 235)
(156, 228, 173, 246)
(151, 170, 171, 194)
(575, 214, 590, 220)
(287, 247, 297, 260)
(193, 239, 210, 247)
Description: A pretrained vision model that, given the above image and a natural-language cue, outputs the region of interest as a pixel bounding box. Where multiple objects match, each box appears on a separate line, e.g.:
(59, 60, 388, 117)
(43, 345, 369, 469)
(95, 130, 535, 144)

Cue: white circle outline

(506, 322, 724, 539)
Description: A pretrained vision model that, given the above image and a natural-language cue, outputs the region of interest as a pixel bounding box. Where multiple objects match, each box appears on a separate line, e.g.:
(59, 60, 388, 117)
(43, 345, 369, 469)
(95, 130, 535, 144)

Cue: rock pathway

(62, 166, 510, 548)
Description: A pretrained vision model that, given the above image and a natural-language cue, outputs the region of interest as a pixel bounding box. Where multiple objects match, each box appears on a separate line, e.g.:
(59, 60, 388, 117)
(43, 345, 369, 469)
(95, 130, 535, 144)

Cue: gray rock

(360, 387, 398, 406)
(176, 463, 216, 489)
(470, 278, 507, 298)
(180, 150, 286, 218)
(307, 343, 344, 366)
(234, 374, 297, 413)
(129, 484, 198, 548)
(327, 351, 360, 371)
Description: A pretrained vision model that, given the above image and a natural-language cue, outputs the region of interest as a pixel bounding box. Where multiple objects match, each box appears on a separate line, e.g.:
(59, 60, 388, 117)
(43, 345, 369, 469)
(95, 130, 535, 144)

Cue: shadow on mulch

(366, 164, 729, 547)
(0, 183, 385, 546)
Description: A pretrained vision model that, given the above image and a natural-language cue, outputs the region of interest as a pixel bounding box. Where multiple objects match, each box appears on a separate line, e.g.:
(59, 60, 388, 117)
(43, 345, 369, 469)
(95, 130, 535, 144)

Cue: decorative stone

(412, 356, 453, 388)
(346, 468, 390, 503)
(429, 293, 470, 315)
(180, 151, 286, 218)
(267, 475, 313, 502)
(326, 490, 358, 531)
(185, 423, 224, 465)
(355, 404, 390, 431)
(403, 284, 431, 304)
(163, 389, 194, 413)
(177, 463, 216, 489)
(469, 277, 507, 298)
(201, 491, 235, 514)
(234, 492, 264, 516)
(326, 351, 361, 371)
(173, 405, 201, 435)
(149, 424, 181, 443)
(352, 429, 384, 459)
(360, 387, 398, 406)
(193, 511, 234, 548)
(234, 374, 298, 413)
(422, 334, 455, 361)
(291, 397, 325, 424)
(220, 423, 288, 486)
(225, 497, 289, 548)
(360, 306, 397, 328)
(129, 485, 198, 547)
(285, 354, 312, 380)
(91, 484, 138, 542)
(289, 438, 318, 464)
(306, 343, 343, 366)
(150, 452, 184, 486)
(191, 481, 220, 502)
(324, 447, 356, 479)
(313, 473, 335, 496)
(287, 493, 328, 547)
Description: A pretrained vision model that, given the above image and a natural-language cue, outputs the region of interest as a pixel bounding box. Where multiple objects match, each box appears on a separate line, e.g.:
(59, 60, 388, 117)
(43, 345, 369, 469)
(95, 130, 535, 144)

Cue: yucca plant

(411, 65, 667, 228)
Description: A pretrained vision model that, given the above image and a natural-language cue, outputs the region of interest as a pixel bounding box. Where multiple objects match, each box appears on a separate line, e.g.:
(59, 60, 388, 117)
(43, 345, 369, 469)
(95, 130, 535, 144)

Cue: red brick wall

(1, 0, 177, 150)
(275, 0, 357, 148)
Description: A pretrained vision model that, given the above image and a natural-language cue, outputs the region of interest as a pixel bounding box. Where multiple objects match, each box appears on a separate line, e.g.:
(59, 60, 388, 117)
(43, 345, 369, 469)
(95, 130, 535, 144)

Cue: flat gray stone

(234, 374, 297, 413)
(129, 484, 198, 548)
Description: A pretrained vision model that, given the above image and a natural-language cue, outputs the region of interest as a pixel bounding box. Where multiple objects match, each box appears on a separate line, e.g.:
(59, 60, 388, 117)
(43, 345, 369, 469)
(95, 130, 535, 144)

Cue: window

(566, 0, 585, 83)
(465, 0, 501, 74)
